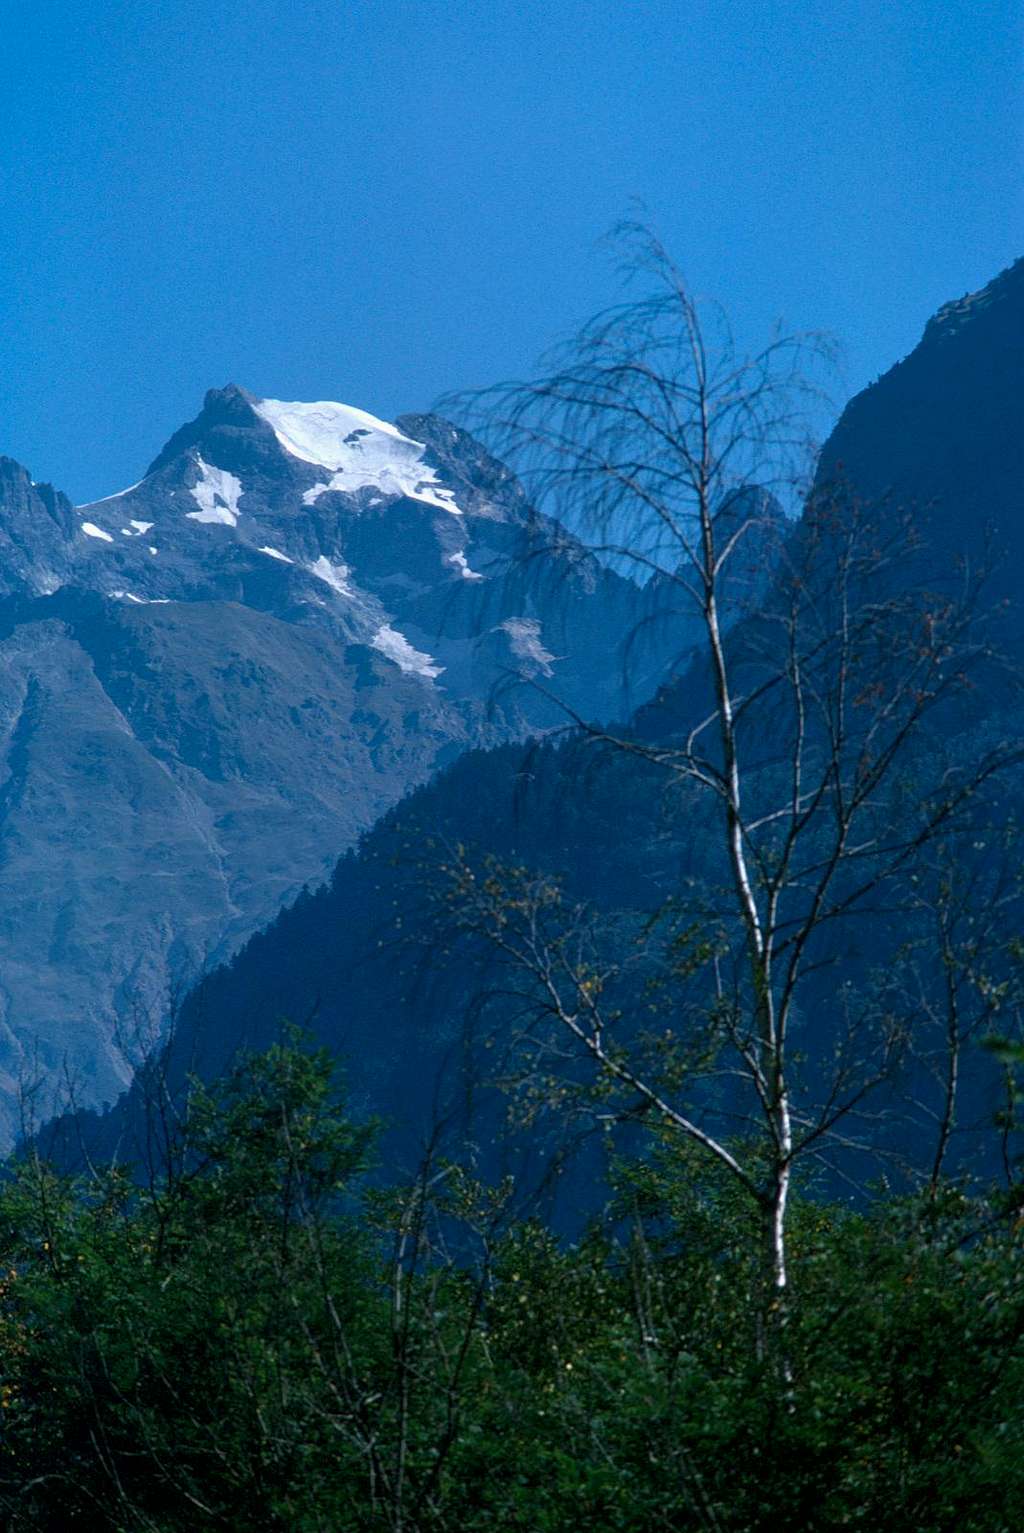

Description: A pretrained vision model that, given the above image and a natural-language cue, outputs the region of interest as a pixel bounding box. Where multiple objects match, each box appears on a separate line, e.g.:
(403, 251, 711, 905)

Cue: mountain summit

(0, 390, 692, 1143)
(57, 385, 663, 701)
(51, 255, 1024, 1184)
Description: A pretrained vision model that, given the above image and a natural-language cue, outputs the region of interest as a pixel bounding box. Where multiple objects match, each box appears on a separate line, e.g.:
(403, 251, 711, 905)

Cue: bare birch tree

(441, 226, 1018, 1342)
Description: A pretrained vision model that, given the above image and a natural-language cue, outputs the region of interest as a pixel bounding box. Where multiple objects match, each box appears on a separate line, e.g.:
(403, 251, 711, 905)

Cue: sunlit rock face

(0, 387, 697, 1143)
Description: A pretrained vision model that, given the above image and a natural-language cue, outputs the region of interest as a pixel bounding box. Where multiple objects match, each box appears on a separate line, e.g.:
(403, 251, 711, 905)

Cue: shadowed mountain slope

(816, 256, 1024, 622)
(48, 257, 1024, 1185)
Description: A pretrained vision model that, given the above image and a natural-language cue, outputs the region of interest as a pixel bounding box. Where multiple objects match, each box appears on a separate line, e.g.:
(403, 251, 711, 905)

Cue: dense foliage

(1, 1040, 1023, 1530)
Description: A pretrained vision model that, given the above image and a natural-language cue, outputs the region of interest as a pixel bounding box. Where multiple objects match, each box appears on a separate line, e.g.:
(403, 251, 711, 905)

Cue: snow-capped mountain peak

(78, 387, 468, 522)
(3, 386, 633, 714)
(252, 395, 466, 514)
(0, 387, 697, 1145)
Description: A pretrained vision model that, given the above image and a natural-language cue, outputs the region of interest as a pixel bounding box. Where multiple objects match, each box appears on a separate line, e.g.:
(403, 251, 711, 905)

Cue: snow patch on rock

(447, 549, 484, 581)
(254, 397, 465, 516)
(501, 617, 556, 677)
(308, 555, 355, 598)
(372, 625, 444, 680)
(187, 455, 243, 526)
(259, 546, 293, 564)
(77, 479, 145, 510)
(305, 554, 442, 680)
(81, 522, 114, 543)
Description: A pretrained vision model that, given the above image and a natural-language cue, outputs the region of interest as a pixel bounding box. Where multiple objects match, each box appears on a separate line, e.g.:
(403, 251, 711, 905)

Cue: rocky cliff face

(49, 256, 1024, 1187)
(0, 388, 695, 1142)
(816, 257, 1024, 626)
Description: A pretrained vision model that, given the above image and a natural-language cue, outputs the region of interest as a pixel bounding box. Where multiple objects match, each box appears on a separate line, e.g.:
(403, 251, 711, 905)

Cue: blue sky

(2, 0, 1021, 504)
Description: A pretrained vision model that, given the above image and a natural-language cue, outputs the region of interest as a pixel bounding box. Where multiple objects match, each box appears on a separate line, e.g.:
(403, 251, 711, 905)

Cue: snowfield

(254, 397, 466, 515)
(188, 455, 243, 526)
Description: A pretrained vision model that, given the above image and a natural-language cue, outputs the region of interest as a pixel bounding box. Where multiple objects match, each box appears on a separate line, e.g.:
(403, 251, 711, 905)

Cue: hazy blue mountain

(0, 389, 701, 1143)
(816, 255, 1024, 626)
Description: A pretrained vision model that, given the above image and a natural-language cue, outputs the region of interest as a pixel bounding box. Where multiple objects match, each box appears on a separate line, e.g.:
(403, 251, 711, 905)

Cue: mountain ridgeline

(816, 254, 1024, 622)
(45, 257, 1024, 1190)
(0, 390, 715, 1146)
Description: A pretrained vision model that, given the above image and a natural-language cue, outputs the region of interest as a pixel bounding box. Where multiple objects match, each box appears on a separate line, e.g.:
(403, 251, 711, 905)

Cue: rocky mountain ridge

(815, 255, 1024, 625)
(0, 388, 698, 1144)
(48, 254, 1024, 1184)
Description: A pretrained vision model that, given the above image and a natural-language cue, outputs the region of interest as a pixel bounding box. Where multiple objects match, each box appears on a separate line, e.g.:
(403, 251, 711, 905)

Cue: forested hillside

(52, 252, 1024, 1201)
(15, 238, 1024, 1533)
(7, 1038, 1024, 1529)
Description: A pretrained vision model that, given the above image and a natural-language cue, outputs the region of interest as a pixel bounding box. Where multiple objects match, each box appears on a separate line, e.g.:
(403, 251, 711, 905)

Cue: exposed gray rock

(0, 388, 698, 1143)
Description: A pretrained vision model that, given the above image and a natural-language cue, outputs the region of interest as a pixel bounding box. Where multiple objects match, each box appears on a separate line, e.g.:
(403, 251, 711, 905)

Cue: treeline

(0, 1038, 1022, 1530)
(16, 234, 1024, 1528)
